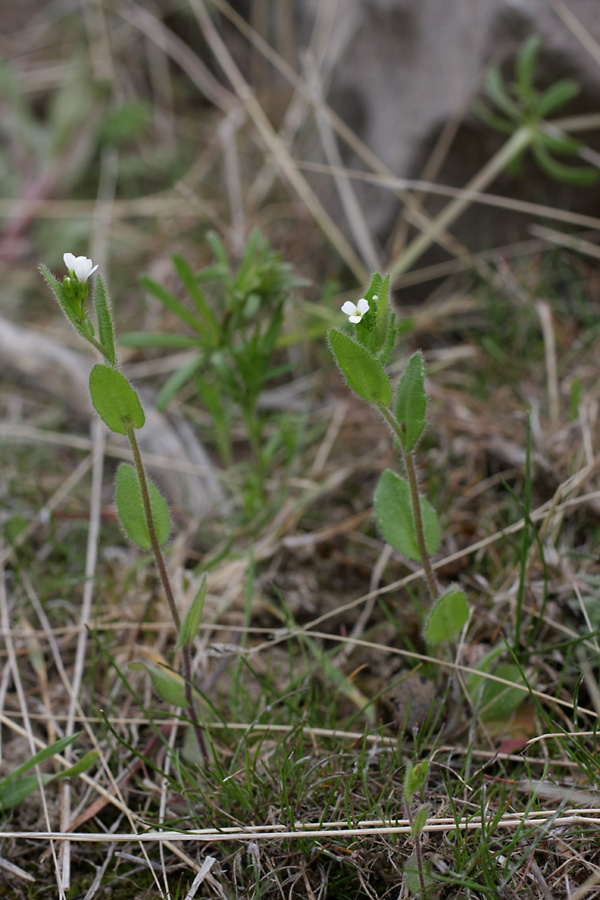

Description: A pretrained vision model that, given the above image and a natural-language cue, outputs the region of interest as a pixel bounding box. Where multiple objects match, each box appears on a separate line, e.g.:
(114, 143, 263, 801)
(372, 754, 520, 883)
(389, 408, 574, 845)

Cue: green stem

(390, 126, 535, 280)
(379, 406, 439, 602)
(127, 425, 209, 761)
(127, 426, 180, 631)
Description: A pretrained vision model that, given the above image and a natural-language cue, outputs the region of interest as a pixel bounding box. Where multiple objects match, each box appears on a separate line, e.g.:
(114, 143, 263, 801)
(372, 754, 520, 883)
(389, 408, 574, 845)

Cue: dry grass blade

(186, 0, 368, 281)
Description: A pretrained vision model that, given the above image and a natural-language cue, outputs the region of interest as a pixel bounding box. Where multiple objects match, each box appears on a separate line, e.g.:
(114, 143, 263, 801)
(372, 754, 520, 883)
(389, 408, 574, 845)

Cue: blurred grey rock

(292, 0, 600, 255)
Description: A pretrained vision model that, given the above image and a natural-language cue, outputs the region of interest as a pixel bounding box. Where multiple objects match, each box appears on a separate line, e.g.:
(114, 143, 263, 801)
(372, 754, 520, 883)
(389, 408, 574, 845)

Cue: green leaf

(59, 750, 99, 779)
(115, 464, 170, 550)
(404, 851, 435, 898)
(374, 470, 439, 563)
(374, 273, 390, 336)
(539, 132, 581, 155)
(0, 773, 54, 811)
(532, 141, 597, 186)
(514, 35, 540, 103)
(89, 365, 145, 435)
(424, 587, 469, 644)
(205, 230, 230, 271)
(93, 274, 116, 365)
(404, 760, 428, 803)
(119, 332, 200, 349)
(0, 732, 81, 783)
(395, 352, 427, 452)
(156, 354, 204, 412)
(173, 255, 219, 339)
(473, 101, 516, 134)
(537, 79, 580, 118)
(328, 329, 392, 408)
(40, 264, 81, 335)
(467, 650, 527, 721)
(484, 67, 519, 120)
(176, 575, 208, 650)
(98, 100, 151, 144)
(478, 663, 526, 721)
(0, 731, 83, 811)
(130, 662, 189, 707)
(412, 803, 429, 838)
(140, 275, 205, 335)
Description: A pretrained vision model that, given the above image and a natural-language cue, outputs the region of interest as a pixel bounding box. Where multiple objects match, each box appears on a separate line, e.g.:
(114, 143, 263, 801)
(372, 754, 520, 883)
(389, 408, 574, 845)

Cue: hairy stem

(405, 802, 427, 898)
(379, 406, 439, 602)
(127, 426, 208, 761)
(127, 426, 180, 631)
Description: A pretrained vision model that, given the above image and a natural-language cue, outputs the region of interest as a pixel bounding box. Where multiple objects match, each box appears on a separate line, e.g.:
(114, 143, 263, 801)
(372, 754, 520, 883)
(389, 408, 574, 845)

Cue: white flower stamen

(341, 297, 369, 324)
(63, 252, 98, 284)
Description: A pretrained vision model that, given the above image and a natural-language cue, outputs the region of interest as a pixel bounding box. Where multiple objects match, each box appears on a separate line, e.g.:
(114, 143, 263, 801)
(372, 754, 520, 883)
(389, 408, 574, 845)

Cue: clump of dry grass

(2, 1, 600, 898)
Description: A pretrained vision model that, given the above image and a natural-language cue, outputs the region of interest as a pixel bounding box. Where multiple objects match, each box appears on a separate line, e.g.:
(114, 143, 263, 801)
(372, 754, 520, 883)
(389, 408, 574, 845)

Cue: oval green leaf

(328, 329, 392, 408)
(373, 469, 439, 562)
(424, 587, 469, 644)
(115, 464, 170, 551)
(89, 365, 145, 435)
(130, 662, 189, 707)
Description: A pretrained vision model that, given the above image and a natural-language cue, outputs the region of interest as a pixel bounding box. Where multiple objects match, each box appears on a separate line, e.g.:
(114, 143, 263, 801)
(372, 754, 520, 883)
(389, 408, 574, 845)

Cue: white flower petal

(356, 298, 370, 315)
(64, 253, 98, 283)
(341, 300, 358, 316)
(348, 314, 362, 323)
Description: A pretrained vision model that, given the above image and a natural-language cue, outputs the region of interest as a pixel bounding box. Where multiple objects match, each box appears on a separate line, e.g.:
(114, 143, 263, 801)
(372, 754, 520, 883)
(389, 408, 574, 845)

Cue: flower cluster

(64, 252, 98, 284)
(62, 252, 98, 307)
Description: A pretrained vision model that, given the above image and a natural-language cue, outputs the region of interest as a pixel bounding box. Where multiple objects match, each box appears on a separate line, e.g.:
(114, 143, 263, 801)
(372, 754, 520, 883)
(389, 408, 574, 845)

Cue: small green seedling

(121, 231, 308, 519)
(476, 35, 597, 185)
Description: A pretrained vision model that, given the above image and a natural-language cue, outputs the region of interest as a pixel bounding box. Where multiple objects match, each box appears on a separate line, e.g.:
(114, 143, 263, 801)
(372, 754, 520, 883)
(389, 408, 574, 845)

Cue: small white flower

(341, 297, 369, 324)
(63, 252, 98, 283)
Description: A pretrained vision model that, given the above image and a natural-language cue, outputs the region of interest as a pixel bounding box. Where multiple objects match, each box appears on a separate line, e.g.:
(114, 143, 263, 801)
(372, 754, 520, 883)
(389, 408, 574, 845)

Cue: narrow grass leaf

(173, 254, 218, 339)
(59, 750, 99, 778)
(374, 470, 439, 562)
(115, 464, 170, 550)
(1, 732, 81, 782)
(328, 329, 392, 407)
(424, 587, 469, 643)
(140, 275, 205, 335)
(119, 332, 200, 349)
(89, 365, 145, 435)
(0, 774, 54, 811)
(156, 354, 204, 412)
